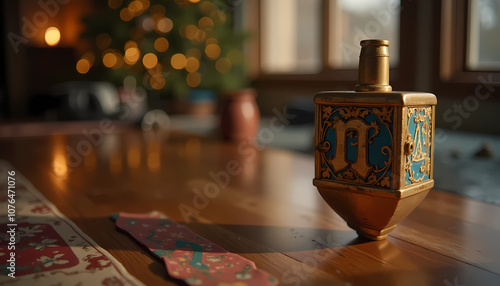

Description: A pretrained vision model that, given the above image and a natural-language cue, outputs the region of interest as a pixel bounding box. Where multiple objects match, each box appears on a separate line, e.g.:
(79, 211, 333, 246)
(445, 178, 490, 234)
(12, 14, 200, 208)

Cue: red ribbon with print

(112, 212, 277, 286)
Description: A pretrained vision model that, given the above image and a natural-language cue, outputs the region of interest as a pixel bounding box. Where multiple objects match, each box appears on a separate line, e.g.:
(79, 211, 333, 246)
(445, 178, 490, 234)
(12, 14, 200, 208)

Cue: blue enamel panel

(319, 106, 394, 189)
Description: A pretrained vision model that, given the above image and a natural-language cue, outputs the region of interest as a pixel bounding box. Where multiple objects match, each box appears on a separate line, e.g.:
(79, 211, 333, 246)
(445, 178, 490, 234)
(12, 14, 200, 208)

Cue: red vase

(220, 89, 260, 141)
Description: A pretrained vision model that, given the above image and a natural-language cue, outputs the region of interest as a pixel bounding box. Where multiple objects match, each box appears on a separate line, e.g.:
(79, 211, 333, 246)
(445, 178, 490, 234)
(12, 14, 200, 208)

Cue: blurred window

(467, 0, 500, 71)
(260, 0, 400, 74)
(260, 0, 322, 73)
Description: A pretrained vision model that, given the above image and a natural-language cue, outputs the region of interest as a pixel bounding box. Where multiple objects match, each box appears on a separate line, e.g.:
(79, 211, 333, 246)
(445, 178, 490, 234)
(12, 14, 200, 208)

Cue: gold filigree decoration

(405, 107, 432, 185)
(319, 106, 393, 188)
(372, 107, 393, 123)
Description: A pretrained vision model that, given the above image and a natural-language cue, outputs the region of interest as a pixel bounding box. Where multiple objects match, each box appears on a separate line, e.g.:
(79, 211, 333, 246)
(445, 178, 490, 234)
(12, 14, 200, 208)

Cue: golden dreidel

(313, 39, 437, 240)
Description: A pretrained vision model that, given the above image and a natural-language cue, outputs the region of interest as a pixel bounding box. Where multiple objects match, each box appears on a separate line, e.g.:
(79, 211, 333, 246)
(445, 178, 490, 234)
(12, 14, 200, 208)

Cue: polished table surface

(1, 123, 499, 285)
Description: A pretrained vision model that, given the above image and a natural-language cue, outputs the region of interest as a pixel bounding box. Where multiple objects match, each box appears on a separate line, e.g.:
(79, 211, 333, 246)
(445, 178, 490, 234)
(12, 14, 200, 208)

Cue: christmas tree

(77, 0, 247, 99)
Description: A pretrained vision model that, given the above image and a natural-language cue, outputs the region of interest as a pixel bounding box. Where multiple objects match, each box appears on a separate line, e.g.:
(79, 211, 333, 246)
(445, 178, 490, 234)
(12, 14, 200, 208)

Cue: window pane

(261, 0, 322, 74)
(467, 0, 500, 71)
(329, 0, 400, 68)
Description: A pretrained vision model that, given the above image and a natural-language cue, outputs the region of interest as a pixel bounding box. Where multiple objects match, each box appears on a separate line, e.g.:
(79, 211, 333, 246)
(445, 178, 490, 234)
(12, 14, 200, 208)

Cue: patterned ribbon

(112, 212, 278, 286)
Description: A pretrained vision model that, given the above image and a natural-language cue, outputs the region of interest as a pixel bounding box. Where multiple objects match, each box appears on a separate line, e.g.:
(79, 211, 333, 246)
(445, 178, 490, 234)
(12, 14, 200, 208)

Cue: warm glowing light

(198, 17, 214, 29)
(185, 25, 198, 40)
(188, 0, 200, 3)
(128, 0, 143, 14)
(215, 57, 232, 73)
(76, 59, 91, 74)
(205, 43, 221, 60)
(124, 47, 141, 64)
(150, 74, 166, 90)
(124, 40, 138, 50)
(193, 30, 206, 43)
(186, 72, 201, 87)
(148, 63, 162, 75)
(154, 37, 169, 52)
(150, 4, 166, 15)
(227, 49, 243, 64)
(45, 27, 61, 46)
(142, 53, 158, 69)
(103, 52, 118, 68)
(120, 8, 134, 21)
(83, 52, 95, 63)
(205, 38, 218, 45)
(199, 2, 215, 14)
(139, 0, 150, 10)
(113, 52, 124, 69)
(53, 153, 68, 179)
(171, 53, 187, 69)
(212, 10, 227, 25)
(108, 0, 122, 9)
(186, 48, 201, 59)
(185, 57, 200, 73)
(156, 17, 173, 33)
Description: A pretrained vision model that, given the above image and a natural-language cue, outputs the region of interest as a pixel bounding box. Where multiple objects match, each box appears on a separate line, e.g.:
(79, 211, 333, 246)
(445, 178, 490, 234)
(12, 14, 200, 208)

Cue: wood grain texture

(0, 126, 499, 285)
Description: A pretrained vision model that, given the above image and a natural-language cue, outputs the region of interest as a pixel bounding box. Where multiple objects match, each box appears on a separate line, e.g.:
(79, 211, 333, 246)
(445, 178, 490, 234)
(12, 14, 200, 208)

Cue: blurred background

(1, 0, 500, 203)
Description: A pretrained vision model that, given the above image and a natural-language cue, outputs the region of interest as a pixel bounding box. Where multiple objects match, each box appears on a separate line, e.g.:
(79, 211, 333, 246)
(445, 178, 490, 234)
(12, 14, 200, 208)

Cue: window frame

(250, 0, 409, 90)
(432, 0, 500, 98)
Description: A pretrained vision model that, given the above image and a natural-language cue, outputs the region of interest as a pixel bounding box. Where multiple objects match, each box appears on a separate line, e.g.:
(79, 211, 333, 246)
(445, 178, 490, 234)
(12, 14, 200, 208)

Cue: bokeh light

(128, 0, 143, 14)
(199, 1, 215, 15)
(150, 73, 166, 90)
(205, 38, 218, 45)
(205, 43, 221, 60)
(186, 72, 201, 87)
(198, 17, 214, 29)
(103, 52, 118, 68)
(215, 57, 232, 73)
(157, 17, 173, 33)
(124, 40, 138, 50)
(125, 47, 141, 64)
(76, 59, 91, 74)
(150, 4, 166, 15)
(142, 53, 158, 69)
(185, 57, 200, 73)
(154, 37, 169, 52)
(45, 27, 61, 46)
(141, 17, 155, 31)
(171, 53, 187, 69)
(120, 8, 134, 21)
(185, 25, 198, 40)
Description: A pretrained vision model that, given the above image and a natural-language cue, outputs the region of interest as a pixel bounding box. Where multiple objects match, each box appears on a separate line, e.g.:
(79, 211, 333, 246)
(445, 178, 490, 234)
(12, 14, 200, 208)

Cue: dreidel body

(313, 39, 437, 240)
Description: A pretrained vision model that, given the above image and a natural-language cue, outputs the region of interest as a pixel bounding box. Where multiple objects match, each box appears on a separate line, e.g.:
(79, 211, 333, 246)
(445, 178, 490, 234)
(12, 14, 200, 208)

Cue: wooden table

(1, 124, 499, 285)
